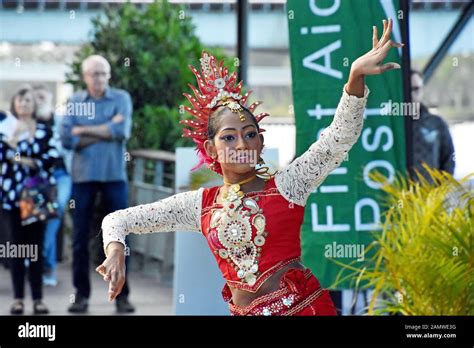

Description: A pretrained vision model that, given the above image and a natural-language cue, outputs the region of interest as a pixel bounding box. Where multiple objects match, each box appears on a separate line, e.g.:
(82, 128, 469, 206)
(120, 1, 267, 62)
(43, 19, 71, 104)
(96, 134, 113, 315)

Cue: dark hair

(10, 86, 36, 119)
(411, 69, 424, 79)
(207, 104, 260, 140)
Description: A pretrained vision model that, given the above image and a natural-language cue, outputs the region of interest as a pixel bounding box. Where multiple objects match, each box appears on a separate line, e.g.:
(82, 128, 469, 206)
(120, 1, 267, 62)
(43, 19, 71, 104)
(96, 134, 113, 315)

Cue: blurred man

(411, 70, 455, 179)
(61, 55, 135, 313)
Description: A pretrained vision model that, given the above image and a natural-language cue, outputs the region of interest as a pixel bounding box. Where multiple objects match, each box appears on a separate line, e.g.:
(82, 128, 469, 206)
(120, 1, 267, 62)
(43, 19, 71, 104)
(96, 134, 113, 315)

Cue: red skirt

(222, 268, 337, 316)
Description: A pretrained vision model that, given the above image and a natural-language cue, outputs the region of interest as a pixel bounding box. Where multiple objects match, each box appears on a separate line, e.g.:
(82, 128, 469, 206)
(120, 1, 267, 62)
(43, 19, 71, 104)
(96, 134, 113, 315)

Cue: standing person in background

(411, 70, 455, 178)
(0, 86, 59, 315)
(0, 110, 14, 270)
(60, 55, 135, 314)
(33, 84, 72, 287)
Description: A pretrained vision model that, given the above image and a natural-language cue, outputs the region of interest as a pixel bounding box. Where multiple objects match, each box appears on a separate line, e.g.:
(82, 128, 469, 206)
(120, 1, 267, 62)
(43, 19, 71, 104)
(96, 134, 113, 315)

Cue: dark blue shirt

(60, 87, 132, 183)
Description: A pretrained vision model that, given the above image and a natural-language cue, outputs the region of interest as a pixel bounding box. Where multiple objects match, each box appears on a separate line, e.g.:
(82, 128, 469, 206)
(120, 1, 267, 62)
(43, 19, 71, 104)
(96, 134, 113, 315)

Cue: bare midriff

(228, 260, 306, 307)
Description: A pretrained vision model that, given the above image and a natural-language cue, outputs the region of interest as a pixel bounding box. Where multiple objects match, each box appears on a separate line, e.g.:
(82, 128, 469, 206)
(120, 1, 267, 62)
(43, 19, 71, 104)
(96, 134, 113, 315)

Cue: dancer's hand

(96, 242, 126, 301)
(351, 18, 404, 76)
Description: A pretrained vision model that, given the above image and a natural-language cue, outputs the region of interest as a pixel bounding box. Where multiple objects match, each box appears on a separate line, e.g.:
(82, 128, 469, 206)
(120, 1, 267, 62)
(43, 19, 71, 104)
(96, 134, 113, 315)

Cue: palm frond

(333, 165, 474, 315)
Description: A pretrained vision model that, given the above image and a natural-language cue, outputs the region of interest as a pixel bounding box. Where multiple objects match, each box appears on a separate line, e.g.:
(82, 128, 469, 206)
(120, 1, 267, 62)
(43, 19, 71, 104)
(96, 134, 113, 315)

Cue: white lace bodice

(101, 188, 203, 255)
(274, 84, 369, 206)
(101, 84, 369, 252)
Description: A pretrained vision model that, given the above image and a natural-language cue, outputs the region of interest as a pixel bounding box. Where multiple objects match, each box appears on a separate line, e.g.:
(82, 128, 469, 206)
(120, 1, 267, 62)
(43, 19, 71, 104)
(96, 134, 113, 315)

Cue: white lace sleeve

(275, 84, 369, 207)
(101, 188, 204, 255)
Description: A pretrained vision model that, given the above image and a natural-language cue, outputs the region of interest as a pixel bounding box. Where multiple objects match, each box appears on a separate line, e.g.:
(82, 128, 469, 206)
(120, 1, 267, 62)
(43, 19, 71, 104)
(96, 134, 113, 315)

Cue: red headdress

(180, 51, 269, 175)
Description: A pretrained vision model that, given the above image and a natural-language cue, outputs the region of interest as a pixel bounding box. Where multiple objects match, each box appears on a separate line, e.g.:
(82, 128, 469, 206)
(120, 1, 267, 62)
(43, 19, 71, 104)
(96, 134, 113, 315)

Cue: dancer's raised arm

(274, 84, 369, 207)
(275, 18, 402, 206)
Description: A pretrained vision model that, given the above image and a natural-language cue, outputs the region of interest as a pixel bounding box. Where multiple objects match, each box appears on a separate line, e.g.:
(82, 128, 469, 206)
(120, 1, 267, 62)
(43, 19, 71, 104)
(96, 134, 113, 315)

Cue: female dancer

(98, 18, 402, 315)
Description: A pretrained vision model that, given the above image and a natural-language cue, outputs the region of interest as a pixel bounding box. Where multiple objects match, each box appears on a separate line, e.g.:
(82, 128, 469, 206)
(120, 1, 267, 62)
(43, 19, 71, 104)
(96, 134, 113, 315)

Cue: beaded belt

(228, 268, 326, 316)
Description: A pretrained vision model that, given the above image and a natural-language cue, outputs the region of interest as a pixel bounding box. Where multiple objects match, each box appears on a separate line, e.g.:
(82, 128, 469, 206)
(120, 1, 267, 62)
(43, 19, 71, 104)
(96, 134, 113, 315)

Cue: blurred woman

(0, 86, 59, 314)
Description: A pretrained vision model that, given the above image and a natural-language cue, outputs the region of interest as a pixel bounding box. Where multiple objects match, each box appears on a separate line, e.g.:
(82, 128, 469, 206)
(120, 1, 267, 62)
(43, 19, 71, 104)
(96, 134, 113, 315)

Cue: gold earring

(256, 166, 273, 179)
(209, 154, 217, 170)
(255, 155, 274, 179)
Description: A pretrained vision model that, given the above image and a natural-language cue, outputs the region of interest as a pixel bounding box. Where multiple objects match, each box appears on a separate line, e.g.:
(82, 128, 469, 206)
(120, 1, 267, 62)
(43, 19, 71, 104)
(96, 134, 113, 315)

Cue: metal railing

(127, 149, 176, 283)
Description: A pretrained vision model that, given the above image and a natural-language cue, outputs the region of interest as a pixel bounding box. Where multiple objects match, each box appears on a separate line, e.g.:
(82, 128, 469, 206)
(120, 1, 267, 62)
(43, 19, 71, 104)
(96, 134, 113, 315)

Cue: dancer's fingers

(108, 270, 124, 301)
(380, 18, 393, 47)
(372, 26, 379, 48)
(95, 264, 106, 276)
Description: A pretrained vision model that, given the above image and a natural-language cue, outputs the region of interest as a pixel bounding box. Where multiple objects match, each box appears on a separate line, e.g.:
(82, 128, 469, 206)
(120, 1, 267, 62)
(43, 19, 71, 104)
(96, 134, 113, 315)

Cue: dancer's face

(204, 108, 264, 176)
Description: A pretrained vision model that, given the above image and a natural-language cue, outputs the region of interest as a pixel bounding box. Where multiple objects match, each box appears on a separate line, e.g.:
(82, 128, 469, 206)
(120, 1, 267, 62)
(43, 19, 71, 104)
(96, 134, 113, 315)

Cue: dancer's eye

(221, 135, 235, 142)
(246, 131, 257, 139)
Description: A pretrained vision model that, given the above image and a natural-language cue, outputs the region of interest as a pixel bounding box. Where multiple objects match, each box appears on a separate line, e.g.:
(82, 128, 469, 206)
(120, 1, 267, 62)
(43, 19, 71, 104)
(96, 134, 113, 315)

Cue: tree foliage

(67, 0, 232, 151)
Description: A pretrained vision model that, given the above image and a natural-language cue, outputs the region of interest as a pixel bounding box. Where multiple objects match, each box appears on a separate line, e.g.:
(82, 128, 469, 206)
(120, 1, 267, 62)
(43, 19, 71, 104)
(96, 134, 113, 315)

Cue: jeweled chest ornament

(210, 177, 268, 286)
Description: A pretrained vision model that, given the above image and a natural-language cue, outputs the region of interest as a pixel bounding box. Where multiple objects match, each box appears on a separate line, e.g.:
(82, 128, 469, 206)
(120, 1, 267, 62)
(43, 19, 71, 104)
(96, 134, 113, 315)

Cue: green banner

(287, 0, 407, 289)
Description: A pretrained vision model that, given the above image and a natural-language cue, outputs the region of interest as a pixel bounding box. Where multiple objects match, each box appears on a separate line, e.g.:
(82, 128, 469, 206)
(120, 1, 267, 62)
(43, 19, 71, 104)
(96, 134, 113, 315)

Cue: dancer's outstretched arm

(97, 188, 203, 300)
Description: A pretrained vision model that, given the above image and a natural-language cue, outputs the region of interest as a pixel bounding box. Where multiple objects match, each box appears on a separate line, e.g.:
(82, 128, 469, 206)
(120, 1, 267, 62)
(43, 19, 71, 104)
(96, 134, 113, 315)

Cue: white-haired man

(61, 55, 135, 313)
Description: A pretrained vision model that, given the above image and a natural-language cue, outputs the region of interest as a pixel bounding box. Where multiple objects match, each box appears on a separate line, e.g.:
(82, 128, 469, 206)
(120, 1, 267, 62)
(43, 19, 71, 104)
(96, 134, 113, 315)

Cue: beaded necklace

(211, 174, 268, 285)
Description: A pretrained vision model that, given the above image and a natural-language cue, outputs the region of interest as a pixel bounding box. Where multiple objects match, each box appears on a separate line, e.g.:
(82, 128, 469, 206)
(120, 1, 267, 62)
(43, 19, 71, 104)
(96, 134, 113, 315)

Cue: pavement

(0, 260, 173, 316)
